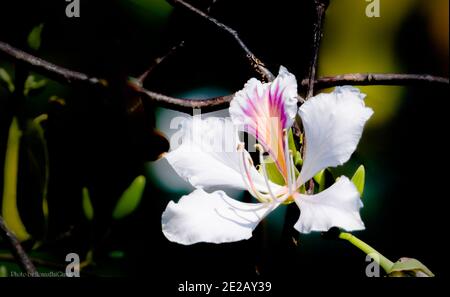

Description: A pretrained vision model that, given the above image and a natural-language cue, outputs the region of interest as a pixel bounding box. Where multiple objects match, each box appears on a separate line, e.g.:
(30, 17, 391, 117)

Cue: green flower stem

(339, 232, 394, 272)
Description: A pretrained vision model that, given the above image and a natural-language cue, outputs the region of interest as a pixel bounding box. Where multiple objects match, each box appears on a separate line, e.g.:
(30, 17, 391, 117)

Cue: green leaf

(2, 117, 31, 242)
(82, 187, 94, 221)
(112, 175, 146, 220)
(263, 158, 285, 186)
(27, 23, 44, 50)
(42, 198, 49, 220)
(0, 265, 7, 277)
(24, 75, 47, 97)
(287, 129, 297, 154)
(289, 128, 303, 167)
(30, 115, 50, 221)
(351, 165, 365, 196)
(294, 151, 302, 166)
(313, 169, 335, 193)
(0, 68, 15, 93)
(109, 250, 125, 259)
(85, 249, 94, 264)
(388, 258, 434, 277)
(20, 116, 50, 238)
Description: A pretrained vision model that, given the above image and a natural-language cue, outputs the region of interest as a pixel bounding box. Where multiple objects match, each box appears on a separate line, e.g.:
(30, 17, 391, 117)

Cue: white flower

(161, 67, 373, 245)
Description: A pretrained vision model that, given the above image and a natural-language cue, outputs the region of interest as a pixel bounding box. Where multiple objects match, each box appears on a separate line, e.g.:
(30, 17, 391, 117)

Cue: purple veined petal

(229, 66, 298, 181)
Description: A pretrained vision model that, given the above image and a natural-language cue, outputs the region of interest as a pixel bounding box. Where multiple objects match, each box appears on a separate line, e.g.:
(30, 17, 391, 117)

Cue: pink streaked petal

(230, 66, 298, 180)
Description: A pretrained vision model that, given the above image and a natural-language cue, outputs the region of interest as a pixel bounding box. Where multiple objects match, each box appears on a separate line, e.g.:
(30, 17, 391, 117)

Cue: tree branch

(167, 0, 275, 82)
(128, 81, 233, 112)
(0, 253, 66, 271)
(0, 40, 231, 113)
(305, 0, 329, 98)
(0, 216, 39, 276)
(303, 73, 450, 89)
(1, 41, 448, 114)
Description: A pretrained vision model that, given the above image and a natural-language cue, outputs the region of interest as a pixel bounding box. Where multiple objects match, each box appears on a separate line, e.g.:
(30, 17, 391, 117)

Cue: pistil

(283, 129, 293, 195)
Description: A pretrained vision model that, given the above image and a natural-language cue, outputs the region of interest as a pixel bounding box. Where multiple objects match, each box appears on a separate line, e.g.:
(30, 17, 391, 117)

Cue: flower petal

(229, 66, 298, 179)
(297, 86, 373, 185)
(230, 66, 298, 131)
(165, 116, 282, 194)
(162, 188, 279, 245)
(165, 116, 244, 190)
(293, 176, 365, 233)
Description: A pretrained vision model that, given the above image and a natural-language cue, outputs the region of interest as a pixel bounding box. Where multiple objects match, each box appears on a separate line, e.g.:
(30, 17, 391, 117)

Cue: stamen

(274, 191, 291, 204)
(289, 150, 297, 192)
(284, 129, 292, 195)
(289, 154, 294, 195)
(237, 143, 269, 203)
(237, 143, 255, 196)
(255, 144, 277, 202)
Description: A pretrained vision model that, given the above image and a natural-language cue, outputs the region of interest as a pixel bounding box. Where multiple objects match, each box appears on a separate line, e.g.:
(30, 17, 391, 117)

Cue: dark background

(0, 0, 448, 288)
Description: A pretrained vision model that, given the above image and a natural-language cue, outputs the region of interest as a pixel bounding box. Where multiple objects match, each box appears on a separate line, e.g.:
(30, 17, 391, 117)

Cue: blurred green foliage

(320, 0, 416, 126)
(27, 23, 44, 51)
(0, 68, 14, 93)
(119, 0, 172, 25)
(112, 175, 146, 220)
(82, 187, 94, 221)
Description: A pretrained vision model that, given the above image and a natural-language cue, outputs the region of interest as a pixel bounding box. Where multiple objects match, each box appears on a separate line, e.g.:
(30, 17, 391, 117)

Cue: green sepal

(351, 165, 366, 196)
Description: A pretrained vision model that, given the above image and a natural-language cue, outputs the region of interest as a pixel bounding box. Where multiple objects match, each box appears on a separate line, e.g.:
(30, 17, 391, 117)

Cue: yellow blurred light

(319, 0, 419, 127)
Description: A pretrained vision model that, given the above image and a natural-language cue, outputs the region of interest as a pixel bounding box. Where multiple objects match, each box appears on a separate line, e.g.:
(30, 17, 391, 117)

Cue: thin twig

(0, 253, 100, 277)
(136, 0, 219, 83)
(0, 216, 39, 276)
(303, 73, 450, 89)
(305, 0, 329, 98)
(136, 41, 185, 85)
(167, 0, 275, 82)
(0, 41, 105, 87)
(0, 253, 66, 271)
